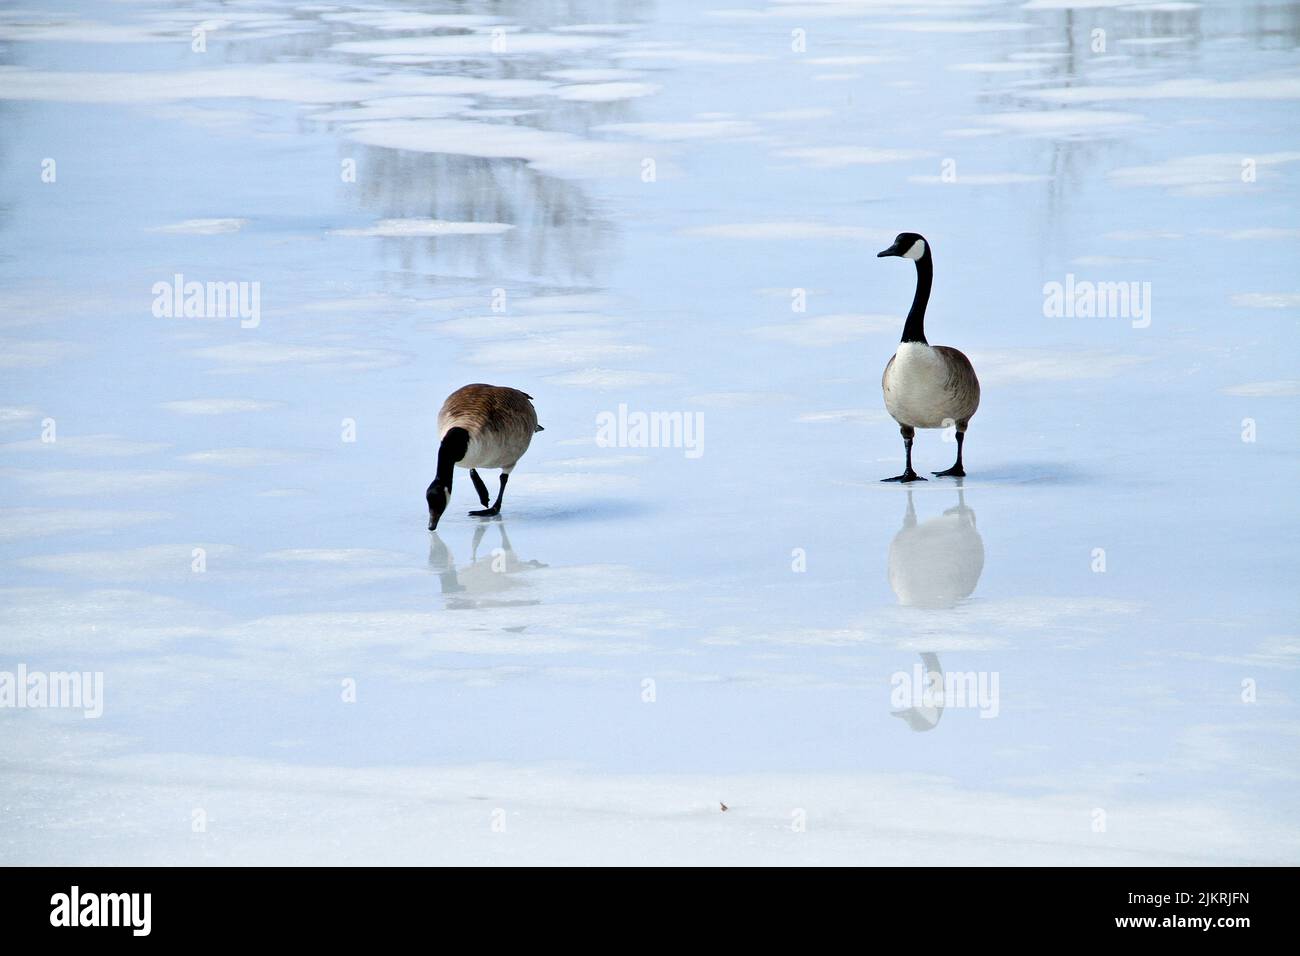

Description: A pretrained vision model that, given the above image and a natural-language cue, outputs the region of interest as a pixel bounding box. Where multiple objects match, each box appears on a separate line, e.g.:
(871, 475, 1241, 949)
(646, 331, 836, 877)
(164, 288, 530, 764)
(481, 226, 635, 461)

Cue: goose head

(426, 479, 450, 531)
(877, 232, 929, 261)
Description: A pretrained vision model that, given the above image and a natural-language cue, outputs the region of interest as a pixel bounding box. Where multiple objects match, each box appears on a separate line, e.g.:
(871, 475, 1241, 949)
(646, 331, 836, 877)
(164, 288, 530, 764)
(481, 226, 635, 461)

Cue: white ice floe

(16, 544, 237, 581)
(0, 406, 41, 428)
(807, 55, 892, 65)
(309, 96, 468, 123)
(318, 11, 500, 30)
(0, 508, 167, 542)
(686, 391, 788, 408)
(552, 23, 640, 34)
(951, 62, 1052, 73)
(1071, 255, 1158, 266)
(516, 294, 621, 313)
(970, 349, 1149, 383)
(681, 222, 885, 240)
(546, 456, 650, 469)
(3, 469, 216, 497)
(179, 448, 309, 468)
(0, 339, 81, 369)
(329, 219, 516, 238)
(1220, 381, 1300, 397)
(1200, 227, 1300, 241)
(0, 65, 365, 104)
(594, 119, 760, 141)
(159, 399, 282, 415)
(0, 434, 170, 457)
(148, 218, 248, 235)
(437, 312, 613, 340)
(777, 146, 934, 167)
(611, 45, 770, 64)
(5, 747, 1291, 865)
(544, 369, 676, 389)
(334, 33, 611, 59)
(191, 342, 409, 373)
(554, 82, 660, 102)
(1103, 229, 1185, 241)
(908, 172, 1051, 185)
(797, 409, 891, 425)
(0, 586, 219, 653)
(1028, 77, 1300, 104)
(876, 20, 1035, 33)
(979, 110, 1143, 136)
(1110, 152, 1300, 194)
(465, 332, 651, 369)
(757, 108, 836, 121)
(345, 119, 644, 179)
(544, 68, 644, 83)
(1231, 293, 1300, 309)
(1023, 0, 1159, 7)
(752, 313, 898, 346)
(258, 548, 411, 565)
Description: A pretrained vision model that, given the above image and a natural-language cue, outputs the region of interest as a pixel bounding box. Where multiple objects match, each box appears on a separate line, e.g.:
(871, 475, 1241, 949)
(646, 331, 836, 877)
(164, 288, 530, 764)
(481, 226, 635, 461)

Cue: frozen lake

(1, 0, 1298, 864)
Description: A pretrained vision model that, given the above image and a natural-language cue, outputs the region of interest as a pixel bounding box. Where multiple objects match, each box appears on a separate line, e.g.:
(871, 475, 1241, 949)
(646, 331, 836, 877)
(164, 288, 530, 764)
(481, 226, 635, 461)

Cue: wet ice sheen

(0, 0, 1297, 865)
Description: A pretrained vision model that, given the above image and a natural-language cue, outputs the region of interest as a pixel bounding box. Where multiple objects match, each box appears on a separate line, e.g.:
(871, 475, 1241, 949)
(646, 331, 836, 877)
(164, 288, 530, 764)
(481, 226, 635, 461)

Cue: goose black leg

(935, 431, 967, 478)
(932, 430, 966, 478)
(883, 426, 927, 483)
(469, 468, 491, 508)
(469, 472, 508, 518)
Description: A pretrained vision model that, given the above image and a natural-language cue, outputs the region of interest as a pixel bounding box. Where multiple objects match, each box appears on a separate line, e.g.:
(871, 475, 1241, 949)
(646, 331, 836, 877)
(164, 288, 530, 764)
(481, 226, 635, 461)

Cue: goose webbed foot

(468, 505, 502, 518)
(931, 465, 965, 478)
(882, 471, 927, 483)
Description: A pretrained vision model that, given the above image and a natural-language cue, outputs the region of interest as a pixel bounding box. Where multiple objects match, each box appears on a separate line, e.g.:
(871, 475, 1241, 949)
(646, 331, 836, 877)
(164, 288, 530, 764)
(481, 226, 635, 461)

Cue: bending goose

(877, 232, 980, 482)
(427, 384, 543, 531)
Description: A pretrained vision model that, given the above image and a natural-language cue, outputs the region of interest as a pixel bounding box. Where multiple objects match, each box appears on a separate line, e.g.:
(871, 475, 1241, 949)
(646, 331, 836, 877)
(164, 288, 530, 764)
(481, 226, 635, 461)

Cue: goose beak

(877, 242, 901, 258)
(427, 482, 449, 531)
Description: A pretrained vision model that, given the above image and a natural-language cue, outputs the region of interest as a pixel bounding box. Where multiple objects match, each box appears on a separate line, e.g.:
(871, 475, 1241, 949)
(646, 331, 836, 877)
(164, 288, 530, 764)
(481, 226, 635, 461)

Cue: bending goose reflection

(428, 520, 547, 610)
(888, 485, 986, 732)
(892, 652, 945, 732)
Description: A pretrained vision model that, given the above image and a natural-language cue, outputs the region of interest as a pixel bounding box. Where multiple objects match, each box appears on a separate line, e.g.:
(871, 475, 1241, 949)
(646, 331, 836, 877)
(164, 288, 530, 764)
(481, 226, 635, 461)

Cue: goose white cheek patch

(903, 239, 926, 260)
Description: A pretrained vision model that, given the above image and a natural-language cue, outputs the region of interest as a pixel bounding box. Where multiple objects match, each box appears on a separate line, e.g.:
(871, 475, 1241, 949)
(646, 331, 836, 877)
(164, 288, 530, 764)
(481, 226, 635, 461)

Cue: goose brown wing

(933, 347, 980, 422)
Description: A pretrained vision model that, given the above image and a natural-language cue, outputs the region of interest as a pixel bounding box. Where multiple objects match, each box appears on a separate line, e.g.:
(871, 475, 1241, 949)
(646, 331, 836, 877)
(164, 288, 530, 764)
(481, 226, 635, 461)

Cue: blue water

(1, 0, 1297, 864)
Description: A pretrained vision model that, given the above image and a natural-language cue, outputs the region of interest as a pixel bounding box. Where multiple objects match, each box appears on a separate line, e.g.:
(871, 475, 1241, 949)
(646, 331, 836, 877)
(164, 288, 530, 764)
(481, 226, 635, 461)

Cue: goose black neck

(901, 253, 932, 345)
(436, 427, 469, 485)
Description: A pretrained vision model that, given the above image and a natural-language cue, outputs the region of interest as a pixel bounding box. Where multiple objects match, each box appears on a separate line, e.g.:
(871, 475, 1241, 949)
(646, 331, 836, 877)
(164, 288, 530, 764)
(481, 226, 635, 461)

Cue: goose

(877, 232, 980, 482)
(427, 384, 543, 531)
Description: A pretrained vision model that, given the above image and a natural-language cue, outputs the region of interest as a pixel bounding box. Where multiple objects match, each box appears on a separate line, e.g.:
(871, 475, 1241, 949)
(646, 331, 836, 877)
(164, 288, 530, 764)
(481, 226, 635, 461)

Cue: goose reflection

(888, 485, 984, 609)
(892, 652, 944, 732)
(428, 520, 546, 610)
(888, 485, 985, 732)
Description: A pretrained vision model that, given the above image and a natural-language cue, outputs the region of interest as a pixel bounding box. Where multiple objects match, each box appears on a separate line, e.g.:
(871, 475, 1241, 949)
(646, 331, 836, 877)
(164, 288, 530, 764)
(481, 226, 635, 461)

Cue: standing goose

(877, 232, 980, 482)
(427, 384, 543, 531)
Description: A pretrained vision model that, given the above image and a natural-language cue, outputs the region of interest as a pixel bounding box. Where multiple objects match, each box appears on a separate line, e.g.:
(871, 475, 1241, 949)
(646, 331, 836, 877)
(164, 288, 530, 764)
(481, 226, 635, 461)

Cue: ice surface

(1, 0, 1297, 865)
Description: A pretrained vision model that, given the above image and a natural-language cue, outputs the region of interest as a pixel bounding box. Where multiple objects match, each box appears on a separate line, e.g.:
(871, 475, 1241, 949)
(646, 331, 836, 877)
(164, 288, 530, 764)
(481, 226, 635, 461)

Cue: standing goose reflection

(888, 486, 984, 610)
(428, 520, 546, 610)
(888, 486, 985, 732)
